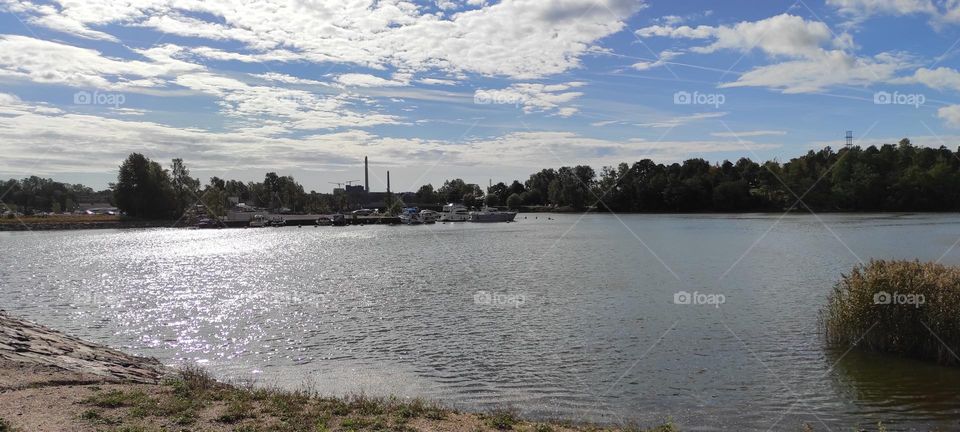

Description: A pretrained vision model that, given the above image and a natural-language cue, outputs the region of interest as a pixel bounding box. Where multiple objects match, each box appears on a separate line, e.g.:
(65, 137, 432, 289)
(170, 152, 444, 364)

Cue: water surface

(3, 213, 960, 431)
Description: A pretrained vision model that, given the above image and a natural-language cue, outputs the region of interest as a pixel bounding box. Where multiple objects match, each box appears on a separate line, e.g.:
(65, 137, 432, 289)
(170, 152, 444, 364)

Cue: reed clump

(823, 259, 960, 365)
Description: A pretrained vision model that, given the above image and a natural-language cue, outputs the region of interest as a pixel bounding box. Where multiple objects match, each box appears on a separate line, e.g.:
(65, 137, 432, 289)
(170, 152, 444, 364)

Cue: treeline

(0, 177, 111, 214)
(112, 153, 345, 219)
(457, 138, 960, 212)
(7, 139, 960, 217)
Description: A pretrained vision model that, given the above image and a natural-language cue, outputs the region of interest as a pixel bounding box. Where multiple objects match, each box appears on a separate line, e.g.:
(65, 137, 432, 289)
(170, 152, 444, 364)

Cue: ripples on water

(3, 213, 960, 431)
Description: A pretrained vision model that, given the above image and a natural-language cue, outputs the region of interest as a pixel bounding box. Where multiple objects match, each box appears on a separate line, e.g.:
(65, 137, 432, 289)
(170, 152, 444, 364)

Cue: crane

(344, 180, 362, 186)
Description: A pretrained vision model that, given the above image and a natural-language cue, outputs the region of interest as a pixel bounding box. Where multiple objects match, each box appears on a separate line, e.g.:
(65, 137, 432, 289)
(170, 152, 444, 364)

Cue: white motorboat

(469, 207, 518, 222)
(439, 203, 471, 222)
(420, 209, 438, 224)
(399, 207, 423, 225)
(248, 215, 268, 227)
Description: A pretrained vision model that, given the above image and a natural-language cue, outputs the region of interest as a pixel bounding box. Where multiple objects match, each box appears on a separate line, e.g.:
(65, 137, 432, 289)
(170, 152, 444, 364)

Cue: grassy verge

(822, 259, 960, 365)
(73, 366, 676, 432)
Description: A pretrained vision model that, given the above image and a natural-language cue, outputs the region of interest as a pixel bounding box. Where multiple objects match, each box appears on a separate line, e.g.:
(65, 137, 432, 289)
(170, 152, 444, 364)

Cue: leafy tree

(170, 158, 199, 217)
(114, 153, 175, 218)
(486, 182, 509, 206)
(416, 184, 438, 204)
(506, 193, 522, 210)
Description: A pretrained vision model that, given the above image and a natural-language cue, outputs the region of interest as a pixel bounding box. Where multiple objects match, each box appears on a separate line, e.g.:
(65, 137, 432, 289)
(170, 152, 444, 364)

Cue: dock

(221, 214, 401, 228)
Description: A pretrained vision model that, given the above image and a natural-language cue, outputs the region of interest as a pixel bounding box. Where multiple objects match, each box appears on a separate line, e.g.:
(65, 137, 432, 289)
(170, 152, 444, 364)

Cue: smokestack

(364, 156, 369, 192)
(387, 170, 391, 194)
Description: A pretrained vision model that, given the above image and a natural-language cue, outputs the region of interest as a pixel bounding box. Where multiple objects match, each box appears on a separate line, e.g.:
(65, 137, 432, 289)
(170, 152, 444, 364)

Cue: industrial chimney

(364, 156, 369, 192)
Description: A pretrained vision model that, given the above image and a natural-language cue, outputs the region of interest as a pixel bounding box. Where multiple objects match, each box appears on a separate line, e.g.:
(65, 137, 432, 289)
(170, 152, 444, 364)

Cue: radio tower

(845, 130, 853, 148)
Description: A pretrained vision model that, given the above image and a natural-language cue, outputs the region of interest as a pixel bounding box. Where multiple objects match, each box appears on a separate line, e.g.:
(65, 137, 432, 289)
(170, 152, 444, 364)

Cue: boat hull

(469, 212, 517, 222)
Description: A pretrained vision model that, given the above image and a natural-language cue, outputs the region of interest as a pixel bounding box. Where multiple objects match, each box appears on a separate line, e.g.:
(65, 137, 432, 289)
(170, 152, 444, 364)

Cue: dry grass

(64, 366, 684, 432)
(823, 260, 960, 365)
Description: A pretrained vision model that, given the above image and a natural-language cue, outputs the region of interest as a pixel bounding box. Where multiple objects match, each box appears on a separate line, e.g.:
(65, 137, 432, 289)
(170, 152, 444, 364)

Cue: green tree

(170, 158, 199, 217)
(506, 193, 522, 210)
(416, 184, 438, 204)
(114, 153, 175, 218)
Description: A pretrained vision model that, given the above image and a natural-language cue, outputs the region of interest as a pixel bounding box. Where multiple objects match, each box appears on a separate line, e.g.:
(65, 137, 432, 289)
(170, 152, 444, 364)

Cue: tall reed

(823, 260, 960, 365)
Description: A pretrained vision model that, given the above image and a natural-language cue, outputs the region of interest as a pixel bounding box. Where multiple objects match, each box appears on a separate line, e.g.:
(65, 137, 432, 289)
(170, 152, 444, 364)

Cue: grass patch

(83, 389, 151, 409)
(79, 409, 118, 425)
(216, 399, 255, 423)
(485, 407, 520, 430)
(823, 260, 960, 365)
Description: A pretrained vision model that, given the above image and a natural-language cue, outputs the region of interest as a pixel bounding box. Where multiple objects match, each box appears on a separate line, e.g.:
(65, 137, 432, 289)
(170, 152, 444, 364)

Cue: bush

(485, 407, 519, 430)
(823, 260, 960, 365)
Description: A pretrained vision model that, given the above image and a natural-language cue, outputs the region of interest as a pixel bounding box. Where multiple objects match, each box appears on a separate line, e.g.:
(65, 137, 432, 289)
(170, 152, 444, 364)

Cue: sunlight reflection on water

(3, 214, 960, 431)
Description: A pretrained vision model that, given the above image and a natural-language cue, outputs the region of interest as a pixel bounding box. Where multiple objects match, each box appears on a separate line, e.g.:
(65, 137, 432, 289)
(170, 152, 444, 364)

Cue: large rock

(0, 311, 167, 386)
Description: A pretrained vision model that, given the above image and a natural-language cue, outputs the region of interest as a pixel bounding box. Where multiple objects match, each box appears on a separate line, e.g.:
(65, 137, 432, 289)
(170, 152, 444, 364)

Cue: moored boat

(469, 207, 517, 222)
(249, 215, 268, 227)
(420, 209, 438, 224)
(438, 203, 470, 222)
(399, 207, 423, 224)
(318, 213, 346, 226)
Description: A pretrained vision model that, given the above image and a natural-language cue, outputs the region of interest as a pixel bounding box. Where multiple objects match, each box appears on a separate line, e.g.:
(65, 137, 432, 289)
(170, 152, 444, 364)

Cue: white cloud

(335, 73, 409, 88)
(0, 93, 781, 178)
(892, 67, 960, 91)
(474, 82, 586, 116)
(825, 0, 960, 26)
(638, 14, 911, 93)
(252, 73, 328, 86)
(0, 35, 202, 91)
(2, 0, 647, 80)
(590, 120, 622, 127)
(637, 112, 727, 128)
(632, 50, 680, 71)
(938, 105, 960, 127)
(646, 14, 837, 58)
(828, 0, 937, 16)
(720, 51, 906, 94)
(711, 130, 787, 137)
(174, 72, 402, 131)
(419, 77, 458, 86)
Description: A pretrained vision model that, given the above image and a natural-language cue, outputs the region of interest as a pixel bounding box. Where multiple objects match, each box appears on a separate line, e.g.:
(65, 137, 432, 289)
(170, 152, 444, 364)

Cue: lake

(2, 213, 960, 431)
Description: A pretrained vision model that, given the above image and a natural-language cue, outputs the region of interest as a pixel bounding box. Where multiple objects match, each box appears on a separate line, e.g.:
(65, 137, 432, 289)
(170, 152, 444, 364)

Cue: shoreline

(0, 211, 947, 232)
(0, 313, 903, 431)
(0, 312, 678, 432)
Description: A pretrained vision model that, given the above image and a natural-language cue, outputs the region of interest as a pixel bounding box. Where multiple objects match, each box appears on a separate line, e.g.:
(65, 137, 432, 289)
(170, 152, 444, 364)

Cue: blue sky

(1, 0, 959, 192)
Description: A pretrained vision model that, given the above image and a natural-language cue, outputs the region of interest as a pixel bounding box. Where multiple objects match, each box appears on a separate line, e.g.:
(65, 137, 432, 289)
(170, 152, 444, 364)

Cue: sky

(1, 0, 960, 193)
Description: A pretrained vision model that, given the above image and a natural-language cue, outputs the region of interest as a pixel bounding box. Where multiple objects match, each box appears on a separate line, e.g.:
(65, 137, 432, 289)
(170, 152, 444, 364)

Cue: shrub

(485, 407, 519, 430)
(823, 260, 960, 365)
